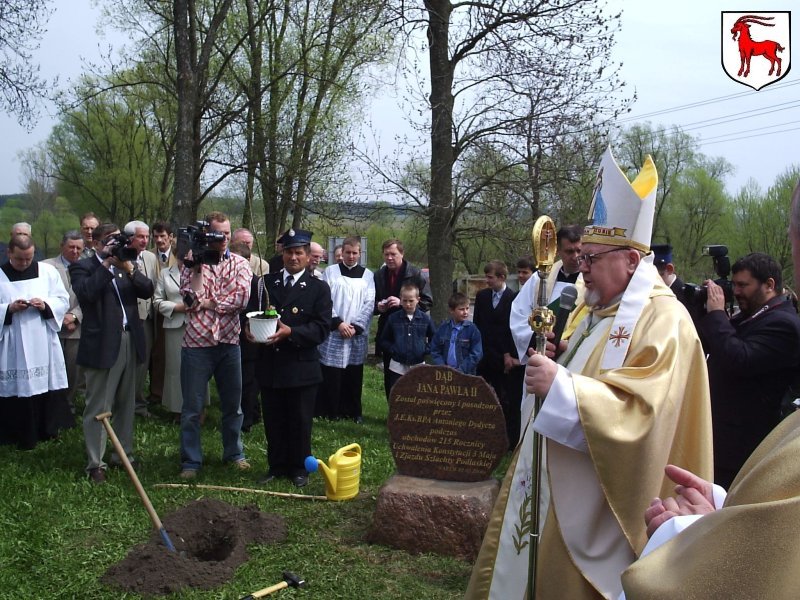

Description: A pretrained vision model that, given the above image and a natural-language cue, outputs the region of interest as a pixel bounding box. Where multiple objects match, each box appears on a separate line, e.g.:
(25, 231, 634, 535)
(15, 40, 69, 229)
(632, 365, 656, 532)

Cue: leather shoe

(292, 473, 308, 488)
(258, 472, 279, 484)
(88, 468, 106, 484)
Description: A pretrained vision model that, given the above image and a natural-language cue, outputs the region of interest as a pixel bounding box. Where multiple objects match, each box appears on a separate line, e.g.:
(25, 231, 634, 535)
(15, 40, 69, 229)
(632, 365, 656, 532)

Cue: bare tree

(0, 0, 53, 127)
(386, 0, 627, 320)
(173, 0, 236, 223)
(238, 0, 389, 243)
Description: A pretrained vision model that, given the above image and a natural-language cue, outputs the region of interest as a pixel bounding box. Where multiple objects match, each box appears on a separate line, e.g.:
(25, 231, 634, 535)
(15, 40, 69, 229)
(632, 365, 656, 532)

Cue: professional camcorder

(176, 220, 226, 268)
(104, 232, 138, 262)
(683, 245, 734, 312)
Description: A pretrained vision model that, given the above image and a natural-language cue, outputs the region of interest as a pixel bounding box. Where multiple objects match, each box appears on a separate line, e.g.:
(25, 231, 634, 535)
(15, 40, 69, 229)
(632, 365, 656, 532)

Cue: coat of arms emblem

(721, 12, 791, 90)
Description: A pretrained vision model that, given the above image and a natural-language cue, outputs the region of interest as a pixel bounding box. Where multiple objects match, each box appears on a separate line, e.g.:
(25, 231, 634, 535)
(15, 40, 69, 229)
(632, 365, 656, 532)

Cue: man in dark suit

(70, 223, 155, 483)
(373, 238, 432, 399)
(473, 260, 518, 448)
(698, 252, 800, 488)
(247, 229, 332, 487)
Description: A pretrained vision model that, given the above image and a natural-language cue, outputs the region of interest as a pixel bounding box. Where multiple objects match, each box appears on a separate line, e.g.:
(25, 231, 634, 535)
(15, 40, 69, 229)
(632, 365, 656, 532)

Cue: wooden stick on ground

(155, 483, 328, 500)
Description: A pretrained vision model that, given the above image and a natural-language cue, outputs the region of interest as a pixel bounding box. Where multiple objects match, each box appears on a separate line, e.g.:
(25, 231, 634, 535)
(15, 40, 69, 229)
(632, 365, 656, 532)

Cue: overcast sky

(0, 1, 796, 197)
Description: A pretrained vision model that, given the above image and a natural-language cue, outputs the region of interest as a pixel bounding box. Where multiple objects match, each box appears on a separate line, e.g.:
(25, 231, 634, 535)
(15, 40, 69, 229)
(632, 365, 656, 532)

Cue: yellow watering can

(304, 443, 361, 501)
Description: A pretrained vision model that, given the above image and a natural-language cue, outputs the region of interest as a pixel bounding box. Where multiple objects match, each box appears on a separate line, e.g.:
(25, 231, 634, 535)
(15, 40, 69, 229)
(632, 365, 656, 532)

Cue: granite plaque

(387, 365, 508, 482)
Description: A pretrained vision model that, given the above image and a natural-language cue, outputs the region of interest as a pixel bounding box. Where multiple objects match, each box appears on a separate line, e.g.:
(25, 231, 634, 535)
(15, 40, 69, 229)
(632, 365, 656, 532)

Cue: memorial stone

(388, 365, 508, 482)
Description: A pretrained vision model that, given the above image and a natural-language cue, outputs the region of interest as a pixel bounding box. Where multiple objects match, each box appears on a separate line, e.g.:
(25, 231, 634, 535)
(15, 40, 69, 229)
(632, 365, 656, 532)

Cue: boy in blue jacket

(431, 292, 482, 375)
(379, 282, 436, 394)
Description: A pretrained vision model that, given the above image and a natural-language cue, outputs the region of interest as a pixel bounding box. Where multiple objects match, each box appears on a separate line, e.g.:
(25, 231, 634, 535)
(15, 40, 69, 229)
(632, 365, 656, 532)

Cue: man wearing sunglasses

(468, 147, 712, 600)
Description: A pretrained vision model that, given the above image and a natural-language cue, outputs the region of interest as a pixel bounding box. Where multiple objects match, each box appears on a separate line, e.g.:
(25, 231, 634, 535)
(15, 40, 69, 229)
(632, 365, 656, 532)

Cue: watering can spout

(304, 443, 361, 501)
(316, 459, 337, 490)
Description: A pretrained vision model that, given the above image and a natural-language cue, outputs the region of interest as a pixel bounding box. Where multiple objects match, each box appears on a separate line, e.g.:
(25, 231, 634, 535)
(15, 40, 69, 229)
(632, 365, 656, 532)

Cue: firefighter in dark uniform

(246, 229, 332, 487)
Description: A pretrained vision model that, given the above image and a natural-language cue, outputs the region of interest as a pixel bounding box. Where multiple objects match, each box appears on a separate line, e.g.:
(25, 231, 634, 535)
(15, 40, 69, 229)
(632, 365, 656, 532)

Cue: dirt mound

(102, 497, 287, 596)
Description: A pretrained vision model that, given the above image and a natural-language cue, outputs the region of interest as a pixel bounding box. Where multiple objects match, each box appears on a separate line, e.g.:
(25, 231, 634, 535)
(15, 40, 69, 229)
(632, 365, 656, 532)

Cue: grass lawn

(0, 363, 476, 598)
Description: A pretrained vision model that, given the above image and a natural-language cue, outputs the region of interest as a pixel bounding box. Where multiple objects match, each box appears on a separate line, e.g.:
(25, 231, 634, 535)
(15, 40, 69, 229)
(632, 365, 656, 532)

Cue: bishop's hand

(525, 351, 558, 397)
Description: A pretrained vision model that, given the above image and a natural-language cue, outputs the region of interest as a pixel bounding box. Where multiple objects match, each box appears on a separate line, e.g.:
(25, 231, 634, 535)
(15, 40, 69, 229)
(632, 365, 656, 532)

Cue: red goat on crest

(731, 15, 784, 78)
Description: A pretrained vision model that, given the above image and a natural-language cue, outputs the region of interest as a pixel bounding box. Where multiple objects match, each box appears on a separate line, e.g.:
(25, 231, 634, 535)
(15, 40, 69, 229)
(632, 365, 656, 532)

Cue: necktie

(447, 326, 461, 368)
(492, 291, 501, 308)
(161, 253, 167, 263)
(285, 275, 293, 289)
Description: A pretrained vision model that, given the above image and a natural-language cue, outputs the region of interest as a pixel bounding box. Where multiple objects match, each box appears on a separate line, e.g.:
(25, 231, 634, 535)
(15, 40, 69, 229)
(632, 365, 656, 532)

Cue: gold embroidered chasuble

(466, 276, 713, 599)
(622, 410, 800, 599)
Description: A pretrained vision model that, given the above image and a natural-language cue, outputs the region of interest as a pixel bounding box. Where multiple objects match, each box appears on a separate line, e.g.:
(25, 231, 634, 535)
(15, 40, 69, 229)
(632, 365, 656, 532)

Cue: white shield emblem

(722, 12, 791, 90)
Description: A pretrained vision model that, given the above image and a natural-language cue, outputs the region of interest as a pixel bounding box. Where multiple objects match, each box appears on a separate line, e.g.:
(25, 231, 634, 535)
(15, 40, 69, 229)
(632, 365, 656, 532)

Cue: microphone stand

(526, 215, 556, 600)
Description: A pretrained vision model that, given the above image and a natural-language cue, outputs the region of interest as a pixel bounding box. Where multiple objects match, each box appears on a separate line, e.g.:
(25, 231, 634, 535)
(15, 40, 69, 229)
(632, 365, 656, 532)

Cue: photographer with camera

(698, 252, 800, 488)
(177, 211, 252, 480)
(70, 223, 155, 483)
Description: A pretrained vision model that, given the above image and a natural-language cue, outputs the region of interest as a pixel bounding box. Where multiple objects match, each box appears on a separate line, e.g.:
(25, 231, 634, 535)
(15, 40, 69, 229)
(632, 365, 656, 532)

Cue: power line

(679, 100, 800, 132)
(620, 79, 800, 123)
(697, 124, 800, 146)
(698, 119, 800, 142)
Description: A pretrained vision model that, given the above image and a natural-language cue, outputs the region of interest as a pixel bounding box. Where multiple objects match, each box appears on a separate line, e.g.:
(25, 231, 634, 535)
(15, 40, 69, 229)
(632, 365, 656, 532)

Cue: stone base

(366, 474, 500, 561)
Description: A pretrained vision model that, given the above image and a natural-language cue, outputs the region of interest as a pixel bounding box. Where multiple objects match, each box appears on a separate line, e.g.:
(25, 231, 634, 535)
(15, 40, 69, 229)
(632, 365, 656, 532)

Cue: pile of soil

(102, 497, 287, 596)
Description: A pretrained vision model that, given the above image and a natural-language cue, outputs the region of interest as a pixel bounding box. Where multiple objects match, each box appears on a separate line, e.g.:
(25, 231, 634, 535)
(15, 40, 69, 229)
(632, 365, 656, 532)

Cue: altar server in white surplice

(316, 237, 374, 422)
(0, 234, 72, 449)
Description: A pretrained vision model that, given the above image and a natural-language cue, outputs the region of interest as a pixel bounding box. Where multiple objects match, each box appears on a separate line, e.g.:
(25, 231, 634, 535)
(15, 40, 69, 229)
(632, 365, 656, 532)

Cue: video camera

(176, 220, 226, 268)
(683, 245, 734, 312)
(104, 232, 139, 262)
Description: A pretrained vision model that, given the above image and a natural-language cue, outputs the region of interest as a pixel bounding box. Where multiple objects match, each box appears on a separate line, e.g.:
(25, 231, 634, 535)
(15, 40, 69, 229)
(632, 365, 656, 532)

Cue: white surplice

(0, 262, 69, 397)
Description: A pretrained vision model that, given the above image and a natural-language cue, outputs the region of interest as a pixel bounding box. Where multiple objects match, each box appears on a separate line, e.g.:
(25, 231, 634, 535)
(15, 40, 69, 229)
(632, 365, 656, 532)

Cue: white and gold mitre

(583, 146, 658, 252)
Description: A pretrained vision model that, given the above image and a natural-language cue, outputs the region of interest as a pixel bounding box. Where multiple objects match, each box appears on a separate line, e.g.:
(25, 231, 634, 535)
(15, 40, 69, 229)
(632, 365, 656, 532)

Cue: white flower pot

(247, 312, 278, 343)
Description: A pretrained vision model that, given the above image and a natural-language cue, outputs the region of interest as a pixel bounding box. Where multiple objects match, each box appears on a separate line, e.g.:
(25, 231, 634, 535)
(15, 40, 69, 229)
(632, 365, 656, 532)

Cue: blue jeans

(180, 343, 245, 471)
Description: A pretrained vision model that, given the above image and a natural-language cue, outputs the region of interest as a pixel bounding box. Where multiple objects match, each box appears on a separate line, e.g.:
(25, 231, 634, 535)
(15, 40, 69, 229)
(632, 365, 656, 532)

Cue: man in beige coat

(41, 231, 85, 409)
(125, 220, 158, 417)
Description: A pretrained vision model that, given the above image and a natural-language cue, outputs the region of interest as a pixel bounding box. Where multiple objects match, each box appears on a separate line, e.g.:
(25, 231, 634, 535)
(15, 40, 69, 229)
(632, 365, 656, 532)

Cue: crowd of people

(0, 215, 493, 489)
(2, 150, 800, 597)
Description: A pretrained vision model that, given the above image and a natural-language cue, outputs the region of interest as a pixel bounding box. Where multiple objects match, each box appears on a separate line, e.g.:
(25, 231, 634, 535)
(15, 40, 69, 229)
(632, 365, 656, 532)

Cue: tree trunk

(173, 0, 196, 224)
(424, 0, 455, 324)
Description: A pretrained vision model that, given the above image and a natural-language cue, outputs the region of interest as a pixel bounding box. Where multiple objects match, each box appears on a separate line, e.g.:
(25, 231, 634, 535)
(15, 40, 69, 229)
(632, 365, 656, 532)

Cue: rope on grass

(154, 483, 329, 501)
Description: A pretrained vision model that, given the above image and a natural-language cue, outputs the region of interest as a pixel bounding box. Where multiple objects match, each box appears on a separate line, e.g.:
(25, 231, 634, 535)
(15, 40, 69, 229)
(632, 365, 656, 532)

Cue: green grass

(0, 363, 473, 598)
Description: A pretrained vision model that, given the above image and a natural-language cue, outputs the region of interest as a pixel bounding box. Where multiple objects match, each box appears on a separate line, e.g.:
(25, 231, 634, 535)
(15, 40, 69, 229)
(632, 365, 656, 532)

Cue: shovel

(95, 411, 176, 552)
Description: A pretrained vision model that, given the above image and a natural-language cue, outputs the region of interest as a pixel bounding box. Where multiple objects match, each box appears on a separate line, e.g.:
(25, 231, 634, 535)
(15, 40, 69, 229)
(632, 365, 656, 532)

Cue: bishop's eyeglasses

(576, 247, 630, 267)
